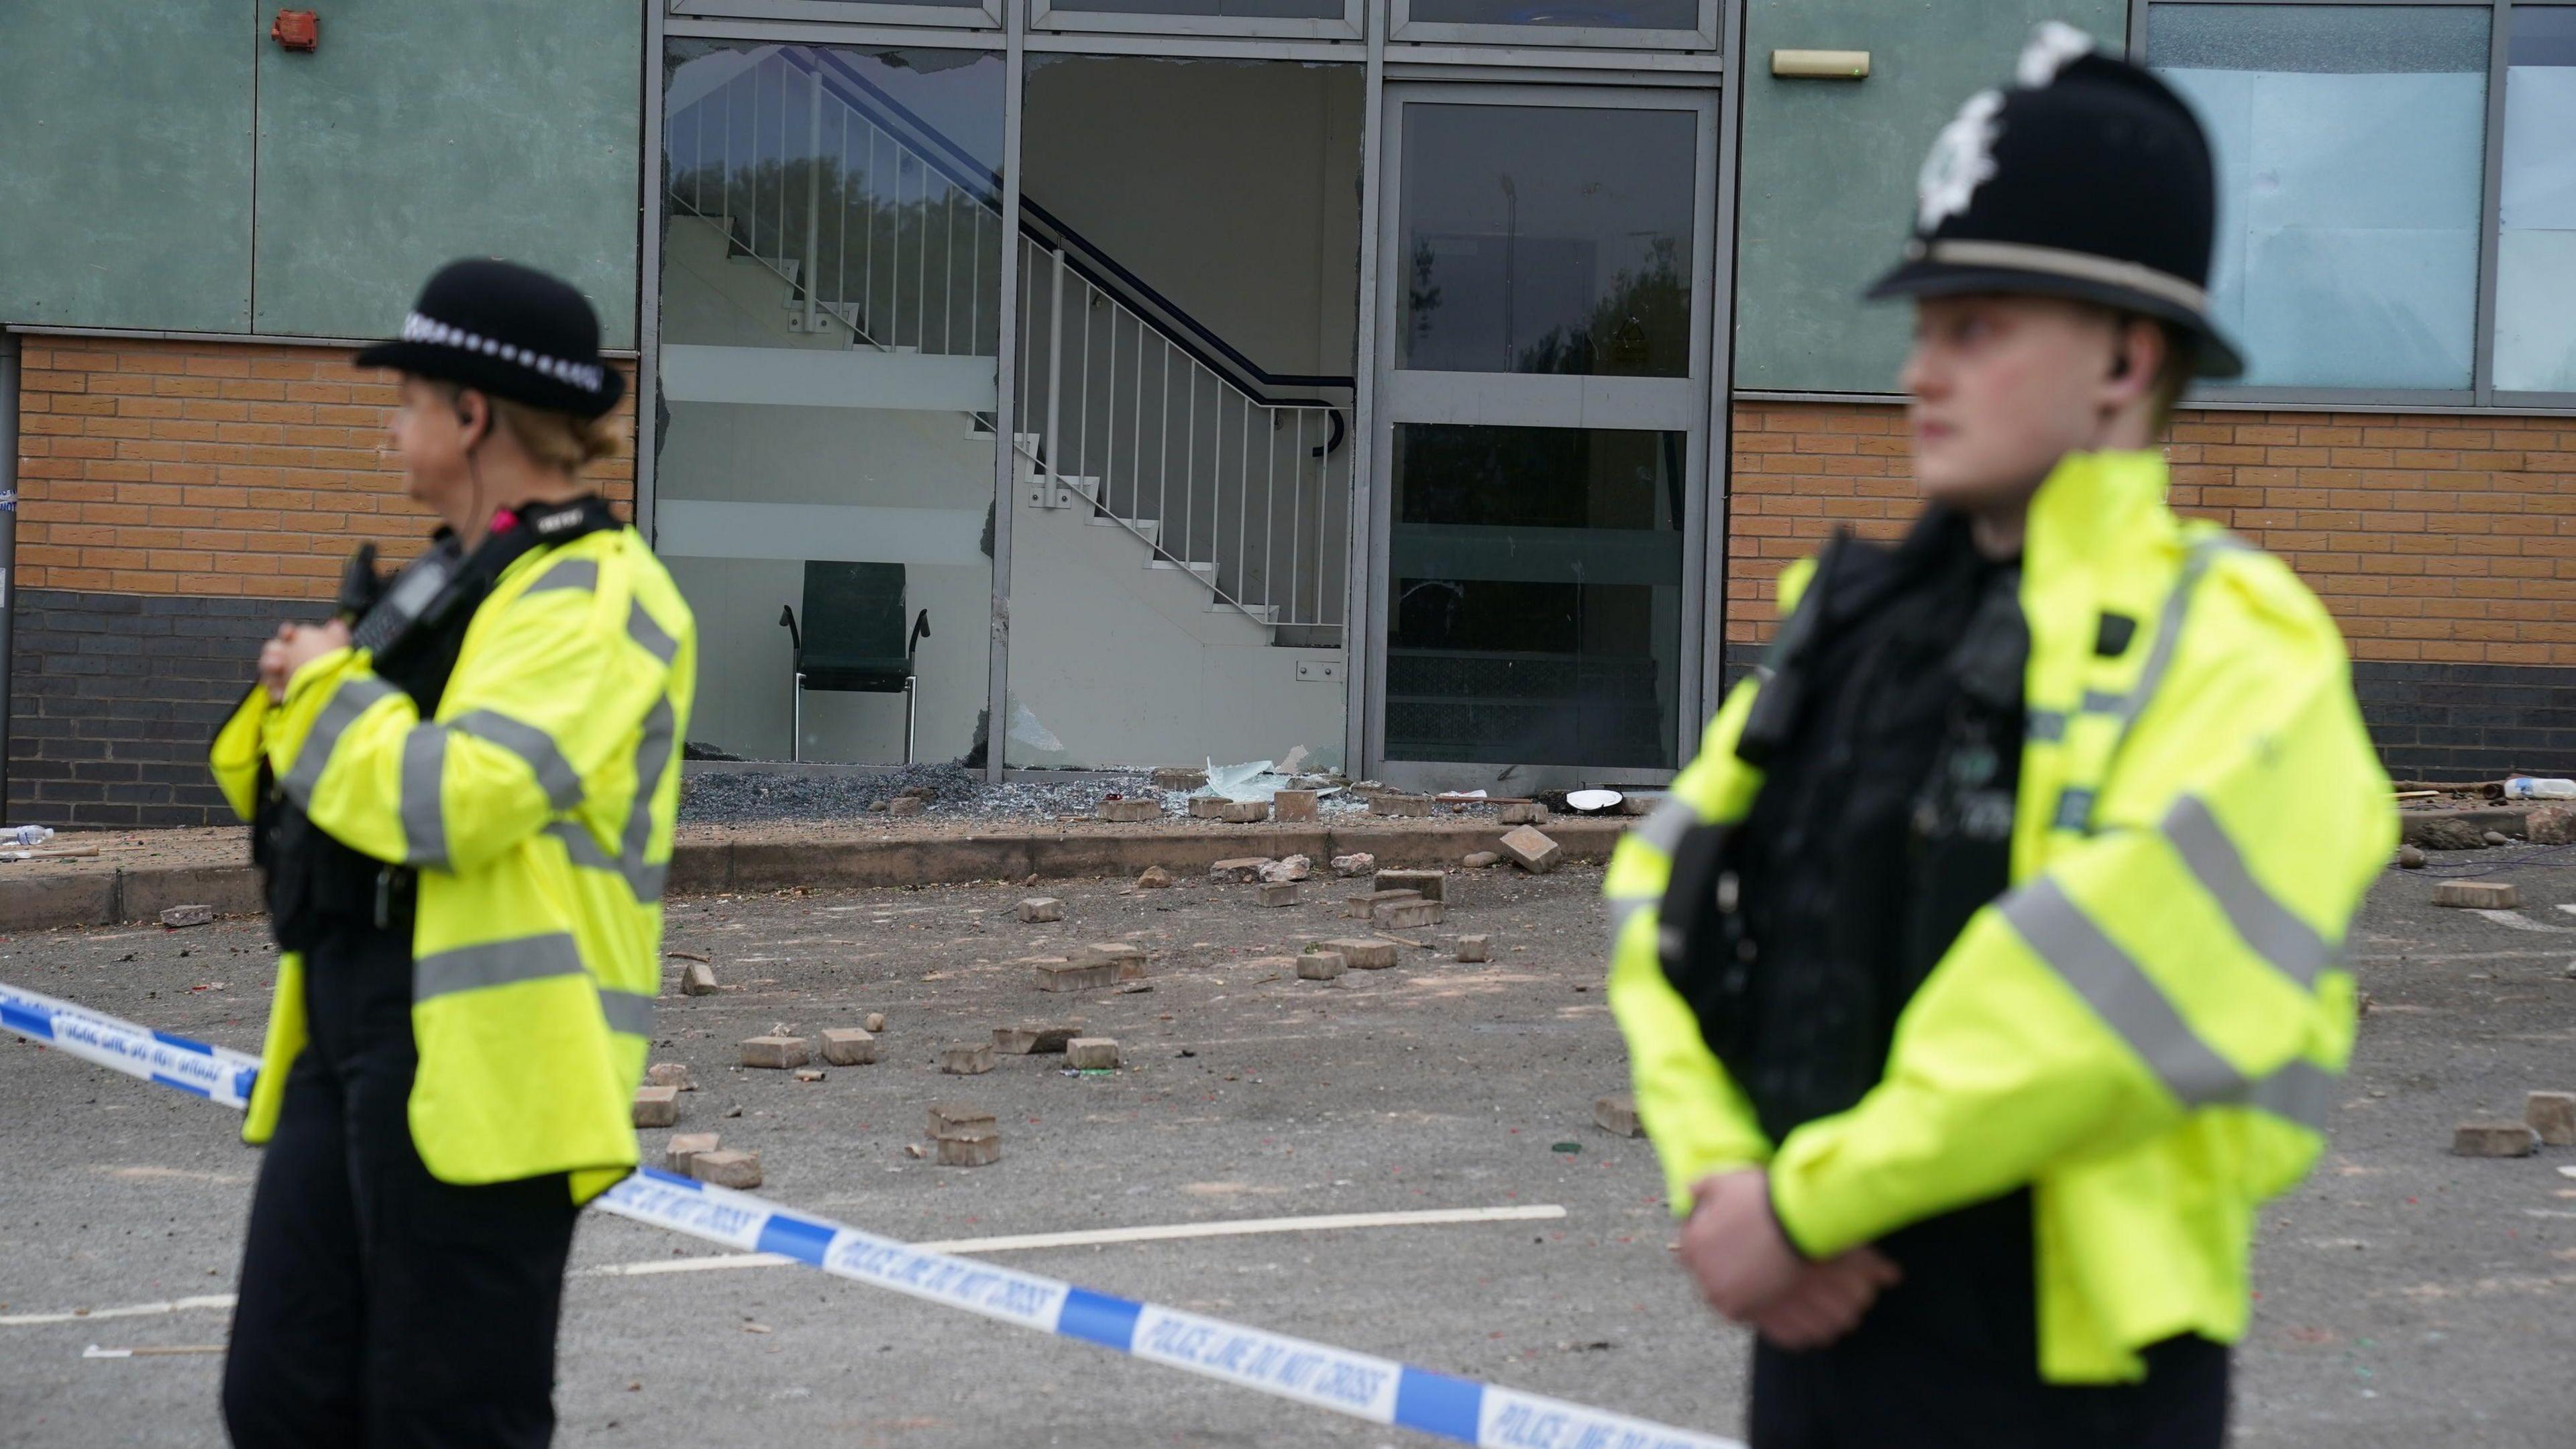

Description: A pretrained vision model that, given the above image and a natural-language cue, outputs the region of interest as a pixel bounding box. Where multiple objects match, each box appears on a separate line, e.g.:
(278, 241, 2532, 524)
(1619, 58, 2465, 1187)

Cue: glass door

(1364, 84, 1719, 790)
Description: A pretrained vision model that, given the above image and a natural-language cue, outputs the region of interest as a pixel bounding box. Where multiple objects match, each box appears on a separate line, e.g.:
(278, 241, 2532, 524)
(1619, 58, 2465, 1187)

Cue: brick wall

(1724, 400, 2576, 781)
(9, 335, 638, 827)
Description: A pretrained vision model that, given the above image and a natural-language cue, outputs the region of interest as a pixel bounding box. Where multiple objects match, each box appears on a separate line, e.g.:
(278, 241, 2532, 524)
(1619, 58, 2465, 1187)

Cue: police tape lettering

(2, 980, 1741, 1449)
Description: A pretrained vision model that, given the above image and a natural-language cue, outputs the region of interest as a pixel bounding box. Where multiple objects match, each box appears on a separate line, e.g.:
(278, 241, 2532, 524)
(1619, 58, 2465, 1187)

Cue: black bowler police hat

(355, 258, 626, 418)
(1866, 22, 2245, 379)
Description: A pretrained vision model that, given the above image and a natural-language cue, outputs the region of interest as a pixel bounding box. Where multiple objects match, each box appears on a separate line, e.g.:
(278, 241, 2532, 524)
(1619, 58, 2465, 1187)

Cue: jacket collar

(2023, 449, 2179, 578)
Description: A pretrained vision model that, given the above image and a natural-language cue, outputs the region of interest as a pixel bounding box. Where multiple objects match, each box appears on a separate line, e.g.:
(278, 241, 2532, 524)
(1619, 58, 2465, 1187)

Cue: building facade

(3, 1, 2569, 828)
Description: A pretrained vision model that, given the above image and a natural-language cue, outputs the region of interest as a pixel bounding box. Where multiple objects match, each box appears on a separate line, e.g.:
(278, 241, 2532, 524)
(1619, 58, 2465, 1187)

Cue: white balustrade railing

(665, 46, 1349, 637)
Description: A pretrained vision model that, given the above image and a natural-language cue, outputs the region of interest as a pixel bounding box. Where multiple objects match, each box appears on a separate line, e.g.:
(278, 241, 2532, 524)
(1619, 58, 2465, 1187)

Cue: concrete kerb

(0, 822, 1630, 933)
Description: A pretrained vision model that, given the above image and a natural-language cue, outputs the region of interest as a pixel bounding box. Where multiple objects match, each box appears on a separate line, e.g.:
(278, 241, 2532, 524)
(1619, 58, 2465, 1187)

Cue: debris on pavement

(1331, 853, 1377, 877)
(1136, 865, 1176, 890)
(2432, 880, 2518, 909)
(2453, 1121, 2539, 1157)
(936, 1127, 1001, 1167)
(159, 904, 214, 929)
(1463, 851, 1501, 869)
(1500, 803, 1550, 826)
(819, 1028, 877, 1065)
(1065, 1037, 1121, 1070)
(633, 1086, 680, 1128)
(741, 1035, 810, 1069)
(2395, 844, 2427, 869)
(1320, 938, 1399, 970)
(992, 1024, 1079, 1055)
(1296, 950, 1348, 981)
(940, 1042, 996, 1075)
(1455, 934, 1491, 963)
(1257, 881, 1301, 908)
(1016, 897, 1064, 923)
(793, 1069, 826, 1083)
(690, 1149, 763, 1188)
(1594, 1094, 1642, 1138)
(645, 1062, 697, 1091)
(2526, 1091, 2576, 1146)
(1208, 858, 1270, 884)
(1032, 957, 1114, 992)
(680, 961, 719, 996)
(1499, 826, 1564, 874)
(665, 1132, 720, 1173)
(865, 1012, 888, 1033)
(1260, 855, 1311, 883)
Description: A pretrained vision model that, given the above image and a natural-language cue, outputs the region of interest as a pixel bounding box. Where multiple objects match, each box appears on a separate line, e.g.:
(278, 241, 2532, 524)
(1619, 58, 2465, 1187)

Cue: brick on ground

(1136, 865, 1176, 890)
(1331, 853, 1376, 877)
(1258, 880, 1301, 907)
(2454, 1120, 2539, 1157)
(2432, 879, 2519, 908)
(1273, 789, 1319, 821)
(865, 1012, 888, 1032)
(2528, 1091, 2576, 1146)
(1033, 957, 1116, 992)
(936, 1126, 1002, 1167)
(1066, 1037, 1121, 1070)
(645, 1061, 696, 1091)
(160, 904, 214, 928)
(740, 1035, 810, 1069)
(793, 1068, 826, 1083)
(929, 1101, 996, 1136)
(941, 1042, 996, 1075)
(691, 1149, 763, 1189)
(1372, 794, 1434, 817)
(1499, 825, 1563, 874)
(1454, 934, 1491, 963)
(1594, 1093, 1642, 1138)
(1209, 857, 1271, 884)
(680, 961, 718, 996)
(632, 1085, 680, 1128)
(1376, 898, 1446, 930)
(1462, 851, 1501, 868)
(1099, 798, 1162, 822)
(820, 1028, 877, 1065)
(1152, 766, 1206, 790)
(665, 1132, 720, 1173)
(1375, 869, 1446, 902)
(994, 1023, 1081, 1055)
(1499, 803, 1550, 826)
(1017, 897, 1063, 922)
(1073, 941, 1149, 980)
(1297, 951, 1348, 981)
(1347, 888, 1421, 919)
(1321, 937, 1399, 970)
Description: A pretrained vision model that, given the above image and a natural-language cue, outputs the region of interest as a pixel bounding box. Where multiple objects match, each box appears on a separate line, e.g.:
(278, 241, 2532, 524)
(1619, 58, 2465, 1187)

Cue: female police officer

(210, 259, 697, 1448)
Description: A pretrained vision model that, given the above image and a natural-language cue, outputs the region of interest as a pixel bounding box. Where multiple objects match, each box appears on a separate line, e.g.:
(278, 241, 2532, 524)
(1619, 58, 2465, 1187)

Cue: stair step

(1087, 515, 1159, 545)
(1210, 599, 1278, 623)
(1148, 559, 1219, 582)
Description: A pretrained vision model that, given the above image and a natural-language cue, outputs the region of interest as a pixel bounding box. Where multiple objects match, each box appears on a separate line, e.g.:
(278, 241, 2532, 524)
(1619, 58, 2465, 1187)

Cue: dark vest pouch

(1656, 818, 1759, 1069)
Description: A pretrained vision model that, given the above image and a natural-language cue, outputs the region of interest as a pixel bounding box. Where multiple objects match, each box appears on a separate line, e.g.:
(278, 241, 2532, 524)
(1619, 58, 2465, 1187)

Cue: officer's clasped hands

(1679, 1170, 1902, 1351)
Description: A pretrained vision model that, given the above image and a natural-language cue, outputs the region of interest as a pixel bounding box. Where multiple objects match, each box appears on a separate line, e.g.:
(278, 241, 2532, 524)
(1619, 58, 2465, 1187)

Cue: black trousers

(1750, 1329, 2229, 1449)
(221, 924, 580, 1449)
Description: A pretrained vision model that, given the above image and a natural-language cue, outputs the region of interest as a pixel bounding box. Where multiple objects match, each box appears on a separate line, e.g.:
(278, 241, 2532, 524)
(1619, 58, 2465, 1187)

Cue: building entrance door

(1363, 83, 1720, 791)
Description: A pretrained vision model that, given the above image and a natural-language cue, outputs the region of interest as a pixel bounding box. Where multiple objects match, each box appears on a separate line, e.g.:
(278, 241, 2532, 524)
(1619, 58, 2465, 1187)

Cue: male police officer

(1606, 25, 2392, 1447)
(211, 260, 696, 1448)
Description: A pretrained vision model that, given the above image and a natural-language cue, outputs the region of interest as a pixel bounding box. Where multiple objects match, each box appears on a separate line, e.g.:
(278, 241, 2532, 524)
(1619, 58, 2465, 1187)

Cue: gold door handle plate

(1772, 49, 1870, 79)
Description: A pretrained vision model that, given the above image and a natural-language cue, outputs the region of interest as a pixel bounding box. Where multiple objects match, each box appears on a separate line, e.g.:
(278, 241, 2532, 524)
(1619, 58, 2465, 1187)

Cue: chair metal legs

(790, 672, 805, 763)
(902, 678, 917, 767)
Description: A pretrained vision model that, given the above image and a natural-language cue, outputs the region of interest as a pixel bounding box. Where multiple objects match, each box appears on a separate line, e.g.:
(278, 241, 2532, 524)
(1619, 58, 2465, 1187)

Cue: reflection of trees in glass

(667, 153, 998, 355)
(1513, 235, 1686, 378)
(1406, 236, 1445, 352)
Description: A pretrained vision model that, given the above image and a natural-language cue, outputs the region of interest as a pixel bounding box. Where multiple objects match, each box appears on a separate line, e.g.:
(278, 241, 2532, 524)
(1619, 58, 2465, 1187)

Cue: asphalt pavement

(2, 847, 2572, 1447)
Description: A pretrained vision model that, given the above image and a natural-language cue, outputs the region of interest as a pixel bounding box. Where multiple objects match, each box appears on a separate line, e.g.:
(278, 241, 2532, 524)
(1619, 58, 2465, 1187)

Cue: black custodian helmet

(355, 258, 625, 418)
(1865, 22, 2245, 378)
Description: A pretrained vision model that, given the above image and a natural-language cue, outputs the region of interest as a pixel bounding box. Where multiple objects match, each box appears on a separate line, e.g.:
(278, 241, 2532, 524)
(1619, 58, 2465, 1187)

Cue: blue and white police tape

(0, 981, 259, 1110)
(3, 981, 1741, 1449)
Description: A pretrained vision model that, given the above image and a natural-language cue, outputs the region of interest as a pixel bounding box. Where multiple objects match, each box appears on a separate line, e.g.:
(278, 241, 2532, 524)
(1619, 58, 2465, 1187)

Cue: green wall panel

(1732, 0, 2127, 393)
(0, 6, 256, 331)
(252, 1, 641, 345)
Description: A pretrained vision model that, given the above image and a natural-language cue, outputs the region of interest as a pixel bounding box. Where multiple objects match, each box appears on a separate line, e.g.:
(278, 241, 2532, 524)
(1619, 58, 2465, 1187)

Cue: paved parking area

(3, 847, 2573, 1446)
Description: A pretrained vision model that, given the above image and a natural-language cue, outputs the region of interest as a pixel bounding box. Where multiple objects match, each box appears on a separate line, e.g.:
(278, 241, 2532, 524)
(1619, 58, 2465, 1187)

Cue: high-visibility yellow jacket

(211, 525, 697, 1204)
(1606, 451, 2392, 1383)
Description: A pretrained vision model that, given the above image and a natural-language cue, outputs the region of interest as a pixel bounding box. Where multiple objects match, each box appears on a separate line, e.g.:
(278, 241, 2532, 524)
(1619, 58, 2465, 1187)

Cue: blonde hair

(431, 381, 621, 473)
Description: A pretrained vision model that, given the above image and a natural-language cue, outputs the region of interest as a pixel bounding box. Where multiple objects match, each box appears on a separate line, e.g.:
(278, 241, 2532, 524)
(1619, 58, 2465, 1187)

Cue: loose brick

(2529, 804, 2576, 846)
(632, 1085, 680, 1128)
(1594, 1093, 1642, 1138)
(680, 961, 718, 996)
(1136, 865, 1176, 890)
(1218, 800, 1269, 823)
(1499, 803, 1550, 826)
(1273, 789, 1319, 821)
(1073, 942, 1149, 981)
(992, 1024, 1080, 1055)
(793, 1068, 826, 1083)
(941, 1042, 996, 1075)
(1455, 934, 1491, 963)
(1099, 798, 1162, 822)
(1066, 1037, 1121, 1070)
(158, 903, 213, 928)
(1462, 851, 1502, 869)
(1296, 951, 1348, 981)
(1152, 766, 1205, 790)
(1209, 857, 1271, 884)
(645, 1061, 696, 1091)
(1187, 795, 1230, 819)
(936, 1126, 1002, 1167)
(1258, 880, 1301, 907)
(740, 1035, 810, 1070)
(928, 1101, 996, 1138)
(1034, 959, 1115, 991)
(1347, 888, 1421, 919)
(1371, 794, 1434, 817)
(1331, 853, 1377, 877)
(1375, 898, 1446, 930)
(2527, 1091, 2576, 1146)
(1498, 826, 1564, 874)
(2453, 1120, 2539, 1157)
(1017, 896, 1064, 923)
(2433, 879, 2520, 908)
(1375, 869, 1446, 902)
(865, 1012, 888, 1033)
(665, 1132, 720, 1174)
(690, 1149, 763, 1189)
(819, 1028, 877, 1065)
(1322, 937, 1399, 970)
(1260, 855, 1311, 883)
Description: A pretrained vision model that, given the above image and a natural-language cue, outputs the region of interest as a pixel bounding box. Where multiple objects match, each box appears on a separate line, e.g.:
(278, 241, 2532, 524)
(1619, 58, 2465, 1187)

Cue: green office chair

(777, 561, 931, 763)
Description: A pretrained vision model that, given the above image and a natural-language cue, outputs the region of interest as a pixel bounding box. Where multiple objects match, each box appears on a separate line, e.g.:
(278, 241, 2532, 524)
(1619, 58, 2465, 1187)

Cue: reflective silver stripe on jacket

(415, 932, 586, 1002)
(1606, 894, 1654, 953)
(544, 818, 668, 902)
(447, 709, 585, 811)
(1633, 794, 1701, 857)
(281, 675, 402, 804)
(627, 599, 680, 666)
(523, 558, 599, 596)
(400, 727, 449, 869)
(616, 695, 678, 900)
(2159, 794, 2334, 989)
(2000, 875, 2331, 1128)
(597, 987, 654, 1036)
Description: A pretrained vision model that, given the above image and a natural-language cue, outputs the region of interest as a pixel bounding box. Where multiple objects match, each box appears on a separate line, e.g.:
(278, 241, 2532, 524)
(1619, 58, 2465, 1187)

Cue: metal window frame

(1359, 78, 1727, 791)
(672, 0, 1004, 31)
(2127, 0, 2576, 414)
(1030, 0, 1364, 44)
(1388, 0, 1719, 52)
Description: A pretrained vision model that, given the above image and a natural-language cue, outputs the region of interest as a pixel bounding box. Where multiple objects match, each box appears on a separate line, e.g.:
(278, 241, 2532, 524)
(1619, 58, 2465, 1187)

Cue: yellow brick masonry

(1725, 400, 2576, 668)
(12, 335, 637, 600)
